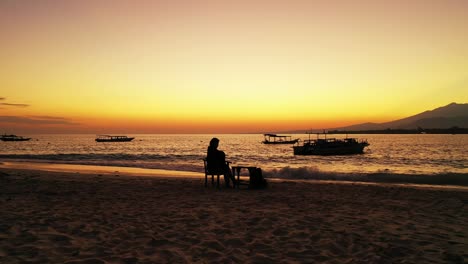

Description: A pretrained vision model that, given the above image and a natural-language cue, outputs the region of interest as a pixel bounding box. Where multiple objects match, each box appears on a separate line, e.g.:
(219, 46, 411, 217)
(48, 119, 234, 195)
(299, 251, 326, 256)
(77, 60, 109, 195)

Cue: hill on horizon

(279, 103, 468, 133)
(332, 102, 468, 131)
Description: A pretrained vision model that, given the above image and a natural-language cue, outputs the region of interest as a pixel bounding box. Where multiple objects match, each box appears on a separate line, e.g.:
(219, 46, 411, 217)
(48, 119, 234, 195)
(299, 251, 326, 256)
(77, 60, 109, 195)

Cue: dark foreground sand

(0, 168, 467, 264)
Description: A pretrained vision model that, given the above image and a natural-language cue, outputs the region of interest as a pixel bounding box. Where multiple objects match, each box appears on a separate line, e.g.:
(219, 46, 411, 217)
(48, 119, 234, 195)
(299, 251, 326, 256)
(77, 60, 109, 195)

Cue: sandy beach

(0, 167, 467, 264)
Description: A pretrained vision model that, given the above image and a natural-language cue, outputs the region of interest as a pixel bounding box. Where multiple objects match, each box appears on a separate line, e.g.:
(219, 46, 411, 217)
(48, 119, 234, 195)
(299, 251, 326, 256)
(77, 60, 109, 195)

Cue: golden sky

(1, 0, 467, 133)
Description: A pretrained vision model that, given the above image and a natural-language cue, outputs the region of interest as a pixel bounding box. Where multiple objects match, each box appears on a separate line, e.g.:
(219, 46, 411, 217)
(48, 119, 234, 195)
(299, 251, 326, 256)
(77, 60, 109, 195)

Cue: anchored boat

(95, 135, 135, 142)
(293, 133, 369, 155)
(0, 134, 31, 141)
(262, 134, 300, 144)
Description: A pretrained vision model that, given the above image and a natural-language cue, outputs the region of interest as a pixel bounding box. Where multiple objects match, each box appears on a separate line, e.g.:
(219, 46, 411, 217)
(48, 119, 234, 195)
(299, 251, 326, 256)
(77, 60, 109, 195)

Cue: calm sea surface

(1, 134, 467, 184)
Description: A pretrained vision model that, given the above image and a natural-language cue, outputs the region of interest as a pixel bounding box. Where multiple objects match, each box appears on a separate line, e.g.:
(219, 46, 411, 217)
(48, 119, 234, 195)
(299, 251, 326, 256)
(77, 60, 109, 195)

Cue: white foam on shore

(262, 166, 468, 186)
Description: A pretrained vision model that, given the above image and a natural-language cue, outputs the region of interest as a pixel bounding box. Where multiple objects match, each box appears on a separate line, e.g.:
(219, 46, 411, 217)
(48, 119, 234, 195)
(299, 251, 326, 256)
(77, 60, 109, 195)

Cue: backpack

(248, 168, 268, 189)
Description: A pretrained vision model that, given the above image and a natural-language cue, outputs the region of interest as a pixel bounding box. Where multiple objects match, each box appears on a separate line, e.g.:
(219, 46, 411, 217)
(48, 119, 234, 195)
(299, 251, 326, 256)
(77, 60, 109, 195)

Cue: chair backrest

(203, 158, 224, 175)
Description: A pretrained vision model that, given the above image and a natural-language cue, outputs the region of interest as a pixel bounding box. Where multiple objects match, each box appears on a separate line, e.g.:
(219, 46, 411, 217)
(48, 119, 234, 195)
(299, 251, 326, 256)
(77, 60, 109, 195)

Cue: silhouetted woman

(207, 137, 235, 188)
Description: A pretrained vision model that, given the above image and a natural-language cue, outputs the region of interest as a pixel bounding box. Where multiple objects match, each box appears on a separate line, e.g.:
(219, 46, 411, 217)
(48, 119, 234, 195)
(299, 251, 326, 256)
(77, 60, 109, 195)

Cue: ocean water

(1, 134, 467, 185)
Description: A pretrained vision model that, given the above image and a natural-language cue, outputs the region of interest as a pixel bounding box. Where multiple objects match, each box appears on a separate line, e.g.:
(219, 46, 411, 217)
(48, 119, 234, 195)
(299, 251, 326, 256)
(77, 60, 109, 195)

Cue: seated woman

(207, 137, 235, 188)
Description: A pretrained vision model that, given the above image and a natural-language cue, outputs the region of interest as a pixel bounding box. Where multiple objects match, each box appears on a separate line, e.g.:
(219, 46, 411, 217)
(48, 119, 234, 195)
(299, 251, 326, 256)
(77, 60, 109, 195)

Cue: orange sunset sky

(1, 0, 467, 133)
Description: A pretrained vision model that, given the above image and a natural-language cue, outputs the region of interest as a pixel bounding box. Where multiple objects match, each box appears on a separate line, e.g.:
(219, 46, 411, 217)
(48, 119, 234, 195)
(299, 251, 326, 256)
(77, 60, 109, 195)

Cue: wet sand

(0, 167, 467, 263)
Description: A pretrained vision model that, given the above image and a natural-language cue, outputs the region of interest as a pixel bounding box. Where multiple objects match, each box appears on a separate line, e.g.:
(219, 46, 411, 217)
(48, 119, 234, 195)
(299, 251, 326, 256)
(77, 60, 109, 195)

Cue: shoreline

(1, 167, 467, 263)
(1, 160, 468, 190)
(0, 161, 203, 179)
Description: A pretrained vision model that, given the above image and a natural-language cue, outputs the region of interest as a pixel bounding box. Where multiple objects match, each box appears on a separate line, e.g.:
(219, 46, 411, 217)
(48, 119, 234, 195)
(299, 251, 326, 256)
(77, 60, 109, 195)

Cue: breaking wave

(263, 166, 468, 186)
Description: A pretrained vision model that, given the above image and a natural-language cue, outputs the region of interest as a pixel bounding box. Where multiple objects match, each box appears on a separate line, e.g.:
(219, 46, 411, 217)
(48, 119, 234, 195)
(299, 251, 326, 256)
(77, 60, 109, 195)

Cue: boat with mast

(293, 132, 369, 155)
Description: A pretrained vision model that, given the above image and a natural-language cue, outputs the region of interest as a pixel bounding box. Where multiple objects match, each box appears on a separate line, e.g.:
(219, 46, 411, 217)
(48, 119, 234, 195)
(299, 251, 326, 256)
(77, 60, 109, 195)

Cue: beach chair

(202, 158, 231, 188)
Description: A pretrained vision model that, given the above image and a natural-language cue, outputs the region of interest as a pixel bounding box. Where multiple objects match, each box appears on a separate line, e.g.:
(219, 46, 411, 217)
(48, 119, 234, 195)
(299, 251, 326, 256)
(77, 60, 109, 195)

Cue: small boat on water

(0, 134, 32, 141)
(95, 135, 135, 142)
(262, 134, 300, 144)
(293, 133, 369, 155)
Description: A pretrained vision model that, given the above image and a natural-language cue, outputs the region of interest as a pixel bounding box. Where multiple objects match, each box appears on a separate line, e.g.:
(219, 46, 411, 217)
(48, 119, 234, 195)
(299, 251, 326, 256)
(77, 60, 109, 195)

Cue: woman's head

(209, 137, 220, 148)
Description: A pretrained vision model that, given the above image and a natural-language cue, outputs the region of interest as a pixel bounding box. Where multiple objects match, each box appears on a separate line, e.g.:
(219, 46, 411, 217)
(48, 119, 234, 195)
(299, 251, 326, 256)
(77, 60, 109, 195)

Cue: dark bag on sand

(249, 168, 268, 189)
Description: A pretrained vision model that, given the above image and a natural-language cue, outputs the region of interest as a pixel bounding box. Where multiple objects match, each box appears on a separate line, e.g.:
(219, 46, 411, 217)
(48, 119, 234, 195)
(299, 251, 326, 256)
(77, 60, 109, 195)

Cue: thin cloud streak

(0, 97, 29, 107)
(0, 103, 29, 107)
(29, 115, 69, 120)
(0, 116, 79, 125)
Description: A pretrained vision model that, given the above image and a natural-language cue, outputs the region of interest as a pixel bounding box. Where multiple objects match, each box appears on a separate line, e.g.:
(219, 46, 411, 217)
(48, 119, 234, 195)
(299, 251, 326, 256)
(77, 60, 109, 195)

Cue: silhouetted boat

(95, 135, 135, 142)
(262, 134, 300, 144)
(293, 133, 369, 155)
(0, 134, 31, 141)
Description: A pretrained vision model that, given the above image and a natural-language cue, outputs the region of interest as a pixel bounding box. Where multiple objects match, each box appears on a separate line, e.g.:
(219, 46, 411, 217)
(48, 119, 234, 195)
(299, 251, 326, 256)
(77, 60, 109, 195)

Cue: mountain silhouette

(331, 103, 468, 131)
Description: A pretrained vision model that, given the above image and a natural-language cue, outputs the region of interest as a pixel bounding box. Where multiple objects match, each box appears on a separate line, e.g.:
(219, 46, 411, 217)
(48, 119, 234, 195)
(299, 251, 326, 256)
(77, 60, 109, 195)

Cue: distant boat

(262, 134, 300, 144)
(95, 135, 135, 142)
(293, 133, 369, 155)
(0, 134, 32, 141)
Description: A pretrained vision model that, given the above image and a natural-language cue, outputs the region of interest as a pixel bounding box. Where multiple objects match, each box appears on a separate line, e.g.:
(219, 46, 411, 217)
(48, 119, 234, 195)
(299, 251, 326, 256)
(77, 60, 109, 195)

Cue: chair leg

(205, 174, 208, 187)
(217, 175, 220, 188)
(211, 175, 214, 185)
